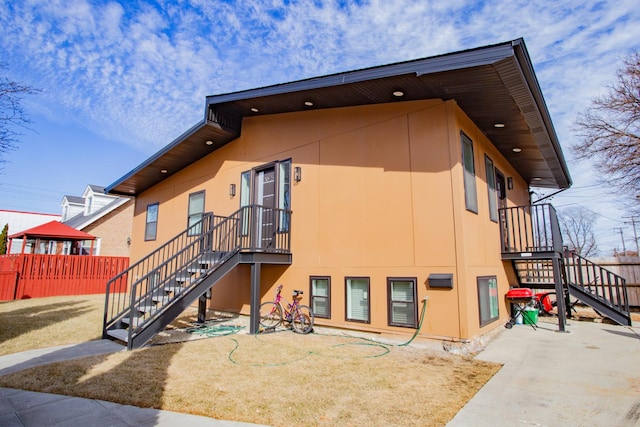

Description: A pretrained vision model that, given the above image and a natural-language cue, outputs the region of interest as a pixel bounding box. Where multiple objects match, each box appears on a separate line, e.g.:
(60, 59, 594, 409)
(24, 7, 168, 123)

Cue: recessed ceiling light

(304, 101, 314, 106)
(494, 123, 505, 128)
(393, 91, 404, 97)
(129, 189, 135, 194)
(512, 147, 522, 153)
(532, 177, 542, 181)
(205, 140, 214, 146)
(250, 107, 259, 113)
(160, 169, 168, 174)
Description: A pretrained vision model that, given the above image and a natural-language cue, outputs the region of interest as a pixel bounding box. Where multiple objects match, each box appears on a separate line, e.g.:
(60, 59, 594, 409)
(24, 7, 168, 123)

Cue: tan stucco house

(102, 39, 631, 349)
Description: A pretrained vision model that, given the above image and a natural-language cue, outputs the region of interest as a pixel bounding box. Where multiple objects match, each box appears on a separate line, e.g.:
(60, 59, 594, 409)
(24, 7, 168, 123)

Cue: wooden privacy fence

(0, 254, 129, 300)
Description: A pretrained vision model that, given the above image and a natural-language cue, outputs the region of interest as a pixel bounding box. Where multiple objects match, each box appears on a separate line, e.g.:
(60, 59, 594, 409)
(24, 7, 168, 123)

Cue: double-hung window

(345, 277, 370, 323)
(187, 191, 205, 236)
(461, 132, 478, 213)
(387, 278, 418, 328)
(310, 276, 331, 319)
(145, 203, 159, 241)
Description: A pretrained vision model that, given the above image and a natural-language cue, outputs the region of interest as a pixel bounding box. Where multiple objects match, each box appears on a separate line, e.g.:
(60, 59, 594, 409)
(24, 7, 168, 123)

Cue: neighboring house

(103, 39, 631, 349)
(0, 210, 62, 254)
(61, 185, 134, 256)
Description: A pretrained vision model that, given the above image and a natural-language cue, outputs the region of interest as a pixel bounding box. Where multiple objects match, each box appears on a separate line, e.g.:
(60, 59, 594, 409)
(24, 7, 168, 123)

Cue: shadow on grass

(0, 339, 185, 426)
(0, 301, 95, 345)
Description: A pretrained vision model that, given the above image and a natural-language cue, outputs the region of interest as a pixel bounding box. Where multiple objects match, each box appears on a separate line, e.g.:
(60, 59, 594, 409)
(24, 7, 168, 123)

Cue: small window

(477, 276, 499, 327)
(345, 277, 370, 323)
(240, 170, 251, 236)
(461, 132, 478, 213)
(485, 156, 498, 222)
(310, 276, 331, 319)
(145, 203, 159, 241)
(187, 191, 205, 236)
(387, 278, 418, 328)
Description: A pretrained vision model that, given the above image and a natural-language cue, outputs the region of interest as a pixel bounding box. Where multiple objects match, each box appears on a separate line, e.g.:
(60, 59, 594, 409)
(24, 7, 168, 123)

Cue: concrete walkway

(0, 319, 638, 426)
(447, 319, 640, 427)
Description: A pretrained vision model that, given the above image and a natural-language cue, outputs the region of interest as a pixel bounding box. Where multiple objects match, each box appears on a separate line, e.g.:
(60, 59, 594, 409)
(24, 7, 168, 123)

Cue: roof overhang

(107, 38, 571, 196)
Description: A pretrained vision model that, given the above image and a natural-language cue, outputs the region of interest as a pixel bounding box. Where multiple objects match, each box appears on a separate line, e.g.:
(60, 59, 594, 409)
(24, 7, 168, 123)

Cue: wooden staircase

(103, 206, 292, 349)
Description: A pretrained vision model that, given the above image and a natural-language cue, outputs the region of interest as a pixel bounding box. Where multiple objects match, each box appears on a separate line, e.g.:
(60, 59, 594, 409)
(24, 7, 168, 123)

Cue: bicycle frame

(271, 285, 302, 321)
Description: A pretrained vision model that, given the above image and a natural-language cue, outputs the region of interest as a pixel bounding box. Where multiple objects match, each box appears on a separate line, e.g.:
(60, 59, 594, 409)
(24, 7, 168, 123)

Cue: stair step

(122, 316, 143, 327)
(152, 295, 171, 304)
(164, 286, 182, 294)
(106, 328, 129, 343)
(174, 275, 191, 283)
(136, 305, 155, 313)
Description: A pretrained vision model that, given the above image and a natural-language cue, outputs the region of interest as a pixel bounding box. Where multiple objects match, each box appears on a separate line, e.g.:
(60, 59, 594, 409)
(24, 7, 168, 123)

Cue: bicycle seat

(292, 290, 303, 296)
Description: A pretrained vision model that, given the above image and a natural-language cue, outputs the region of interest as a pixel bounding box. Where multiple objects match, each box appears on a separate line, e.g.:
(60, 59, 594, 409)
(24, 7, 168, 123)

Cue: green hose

(398, 296, 429, 346)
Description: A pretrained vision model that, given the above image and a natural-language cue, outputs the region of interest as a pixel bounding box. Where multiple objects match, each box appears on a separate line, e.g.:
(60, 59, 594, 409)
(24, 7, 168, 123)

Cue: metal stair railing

(563, 250, 631, 326)
(103, 205, 292, 345)
(499, 204, 563, 255)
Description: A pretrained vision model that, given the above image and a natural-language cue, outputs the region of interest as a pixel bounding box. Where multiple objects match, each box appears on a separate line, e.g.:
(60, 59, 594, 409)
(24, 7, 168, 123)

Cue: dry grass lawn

(0, 294, 104, 356)
(0, 296, 501, 426)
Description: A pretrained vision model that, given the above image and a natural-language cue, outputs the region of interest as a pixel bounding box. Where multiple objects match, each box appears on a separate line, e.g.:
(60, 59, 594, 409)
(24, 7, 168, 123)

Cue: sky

(0, 0, 639, 255)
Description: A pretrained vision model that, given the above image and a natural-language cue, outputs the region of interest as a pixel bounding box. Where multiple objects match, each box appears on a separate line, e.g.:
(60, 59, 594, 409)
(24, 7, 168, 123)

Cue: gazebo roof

(8, 221, 96, 241)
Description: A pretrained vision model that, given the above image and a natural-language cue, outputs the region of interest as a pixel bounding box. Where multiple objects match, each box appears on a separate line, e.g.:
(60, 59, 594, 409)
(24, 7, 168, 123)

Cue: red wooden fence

(0, 254, 129, 300)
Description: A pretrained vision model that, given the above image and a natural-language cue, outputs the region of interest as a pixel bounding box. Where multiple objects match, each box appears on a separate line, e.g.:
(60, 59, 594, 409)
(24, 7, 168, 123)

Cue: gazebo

(7, 221, 96, 255)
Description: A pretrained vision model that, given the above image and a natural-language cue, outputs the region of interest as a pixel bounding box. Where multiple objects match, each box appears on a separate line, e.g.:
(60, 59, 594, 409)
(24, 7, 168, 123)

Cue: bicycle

(259, 284, 314, 334)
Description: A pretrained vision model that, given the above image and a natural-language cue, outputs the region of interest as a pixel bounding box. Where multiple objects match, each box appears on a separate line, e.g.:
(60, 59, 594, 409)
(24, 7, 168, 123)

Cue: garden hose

(398, 296, 429, 346)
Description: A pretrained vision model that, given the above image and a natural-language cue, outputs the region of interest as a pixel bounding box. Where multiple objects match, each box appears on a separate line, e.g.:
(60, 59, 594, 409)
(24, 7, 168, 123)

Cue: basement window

(477, 276, 499, 327)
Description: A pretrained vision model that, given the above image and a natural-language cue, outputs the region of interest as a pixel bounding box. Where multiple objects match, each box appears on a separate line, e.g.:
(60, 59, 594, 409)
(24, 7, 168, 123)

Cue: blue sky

(0, 0, 638, 255)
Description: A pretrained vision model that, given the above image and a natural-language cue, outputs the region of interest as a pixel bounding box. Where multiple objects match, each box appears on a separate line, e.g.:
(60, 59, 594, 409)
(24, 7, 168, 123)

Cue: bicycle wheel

(291, 304, 314, 334)
(259, 302, 283, 329)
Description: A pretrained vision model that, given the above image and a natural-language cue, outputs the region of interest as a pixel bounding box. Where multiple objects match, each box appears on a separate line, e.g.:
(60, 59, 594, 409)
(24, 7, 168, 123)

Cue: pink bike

(259, 285, 314, 334)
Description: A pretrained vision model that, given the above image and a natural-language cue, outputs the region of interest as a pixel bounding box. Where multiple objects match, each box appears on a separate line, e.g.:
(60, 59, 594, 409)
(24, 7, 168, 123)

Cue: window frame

(485, 155, 498, 222)
(145, 203, 159, 241)
(345, 277, 371, 324)
(187, 190, 206, 236)
(461, 132, 478, 213)
(387, 277, 418, 328)
(310, 276, 331, 319)
(477, 276, 499, 327)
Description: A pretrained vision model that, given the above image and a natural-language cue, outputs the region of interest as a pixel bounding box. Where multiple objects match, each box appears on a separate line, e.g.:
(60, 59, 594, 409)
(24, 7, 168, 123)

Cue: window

(278, 160, 291, 232)
(240, 170, 251, 236)
(187, 191, 205, 236)
(387, 278, 418, 328)
(145, 203, 159, 241)
(461, 132, 478, 213)
(345, 277, 370, 323)
(485, 156, 498, 222)
(477, 276, 499, 327)
(310, 276, 331, 319)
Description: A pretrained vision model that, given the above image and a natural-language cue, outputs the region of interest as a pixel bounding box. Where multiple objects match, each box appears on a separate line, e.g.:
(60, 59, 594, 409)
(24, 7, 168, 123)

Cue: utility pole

(624, 216, 639, 254)
(615, 228, 627, 254)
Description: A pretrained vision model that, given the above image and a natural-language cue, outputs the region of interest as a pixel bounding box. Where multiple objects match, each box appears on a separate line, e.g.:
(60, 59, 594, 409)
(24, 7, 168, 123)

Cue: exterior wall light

(229, 183, 236, 197)
(294, 166, 302, 182)
(507, 177, 513, 190)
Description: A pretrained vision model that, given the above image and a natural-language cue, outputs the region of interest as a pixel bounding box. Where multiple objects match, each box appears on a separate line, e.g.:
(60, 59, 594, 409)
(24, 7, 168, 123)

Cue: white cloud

(1, 0, 639, 251)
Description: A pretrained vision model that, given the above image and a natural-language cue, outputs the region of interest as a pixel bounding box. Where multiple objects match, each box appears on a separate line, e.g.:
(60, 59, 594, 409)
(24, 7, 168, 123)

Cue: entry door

(254, 166, 276, 249)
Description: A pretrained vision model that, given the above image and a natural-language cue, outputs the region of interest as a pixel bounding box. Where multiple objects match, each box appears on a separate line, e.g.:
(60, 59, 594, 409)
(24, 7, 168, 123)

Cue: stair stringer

(567, 282, 632, 326)
(126, 251, 241, 349)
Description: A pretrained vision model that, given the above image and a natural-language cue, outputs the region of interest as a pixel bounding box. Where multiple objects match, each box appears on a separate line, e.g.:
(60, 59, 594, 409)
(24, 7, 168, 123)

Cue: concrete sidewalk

(447, 319, 640, 427)
(0, 341, 267, 427)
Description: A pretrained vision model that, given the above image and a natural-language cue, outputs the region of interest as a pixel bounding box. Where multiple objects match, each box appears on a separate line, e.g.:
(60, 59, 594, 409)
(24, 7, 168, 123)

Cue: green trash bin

(523, 307, 539, 325)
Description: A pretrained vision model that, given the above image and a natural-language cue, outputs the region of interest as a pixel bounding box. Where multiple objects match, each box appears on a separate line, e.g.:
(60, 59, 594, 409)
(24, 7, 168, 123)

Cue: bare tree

(573, 52, 640, 209)
(0, 64, 39, 166)
(558, 206, 598, 257)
